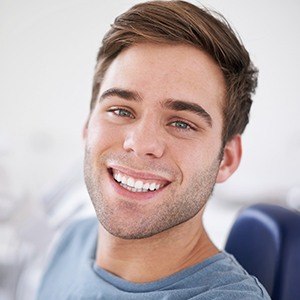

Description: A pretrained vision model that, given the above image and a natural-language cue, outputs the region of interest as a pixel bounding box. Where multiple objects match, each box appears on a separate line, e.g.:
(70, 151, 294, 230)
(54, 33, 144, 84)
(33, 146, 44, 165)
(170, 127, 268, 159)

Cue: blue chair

(225, 204, 300, 300)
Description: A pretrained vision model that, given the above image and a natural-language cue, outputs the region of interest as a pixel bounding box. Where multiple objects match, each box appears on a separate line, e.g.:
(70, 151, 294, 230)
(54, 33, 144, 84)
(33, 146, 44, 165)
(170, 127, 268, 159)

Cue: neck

(95, 208, 219, 283)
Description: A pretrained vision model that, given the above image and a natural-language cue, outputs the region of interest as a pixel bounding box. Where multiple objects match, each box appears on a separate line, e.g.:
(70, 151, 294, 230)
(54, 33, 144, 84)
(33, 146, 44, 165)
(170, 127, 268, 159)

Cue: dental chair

(225, 203, 300, 300)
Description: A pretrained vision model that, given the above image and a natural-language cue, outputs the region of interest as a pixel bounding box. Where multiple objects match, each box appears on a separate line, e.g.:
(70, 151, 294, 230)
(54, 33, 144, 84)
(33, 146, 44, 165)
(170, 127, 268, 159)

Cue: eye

(108, 108, 134, 119)
(169, 120, 194, 131)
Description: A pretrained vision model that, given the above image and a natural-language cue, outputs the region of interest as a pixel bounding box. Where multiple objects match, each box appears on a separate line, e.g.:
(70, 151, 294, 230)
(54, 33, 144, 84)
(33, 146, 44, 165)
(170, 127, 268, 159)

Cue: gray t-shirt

(37, 218, 271, 300)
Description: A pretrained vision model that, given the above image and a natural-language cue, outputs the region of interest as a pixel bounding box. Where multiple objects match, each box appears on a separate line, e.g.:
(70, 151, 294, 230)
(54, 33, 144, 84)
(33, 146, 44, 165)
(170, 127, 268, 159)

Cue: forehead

(99, 43, 225, 120)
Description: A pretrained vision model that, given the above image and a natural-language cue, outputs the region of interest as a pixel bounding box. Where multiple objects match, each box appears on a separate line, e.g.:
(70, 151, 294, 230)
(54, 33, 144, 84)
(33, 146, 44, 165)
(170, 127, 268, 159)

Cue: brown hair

(90, 0, 258, 143)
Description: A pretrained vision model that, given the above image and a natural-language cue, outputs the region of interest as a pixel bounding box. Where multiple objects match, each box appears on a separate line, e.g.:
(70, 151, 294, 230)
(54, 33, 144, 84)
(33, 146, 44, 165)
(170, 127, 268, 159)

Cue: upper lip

(108, 164, 173, 183)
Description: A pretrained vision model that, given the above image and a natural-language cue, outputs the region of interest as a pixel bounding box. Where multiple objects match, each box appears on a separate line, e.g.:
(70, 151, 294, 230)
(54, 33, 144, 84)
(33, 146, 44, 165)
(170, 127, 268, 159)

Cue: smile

(110, 168, 169, 193)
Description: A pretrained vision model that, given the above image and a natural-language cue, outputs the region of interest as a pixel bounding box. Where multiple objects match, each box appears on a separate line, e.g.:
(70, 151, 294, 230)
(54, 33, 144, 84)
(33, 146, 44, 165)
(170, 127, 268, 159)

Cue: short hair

(90, 0, 258, 144)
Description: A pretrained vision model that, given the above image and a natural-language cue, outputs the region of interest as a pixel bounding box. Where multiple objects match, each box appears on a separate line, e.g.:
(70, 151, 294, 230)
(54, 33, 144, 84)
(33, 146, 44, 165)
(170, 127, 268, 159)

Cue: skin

(83, 43, 242, 283)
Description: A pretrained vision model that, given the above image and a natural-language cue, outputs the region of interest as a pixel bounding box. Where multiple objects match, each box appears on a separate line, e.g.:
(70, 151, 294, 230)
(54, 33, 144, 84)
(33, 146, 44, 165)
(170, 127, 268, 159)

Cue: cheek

(86, 117, 124, 152)
(171, 139, 221, 176)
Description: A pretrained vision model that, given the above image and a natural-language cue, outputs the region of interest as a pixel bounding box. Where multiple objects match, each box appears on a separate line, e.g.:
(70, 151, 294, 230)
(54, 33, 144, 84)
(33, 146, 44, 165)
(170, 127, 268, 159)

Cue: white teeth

(134, 180, 143, 189)
(127, 177, 135, 187)
(112, 170, 166, 193)
(149, 183, 156, 191)
(116, 173, 122, 182)
(121, 176, 127, 184)
(143, 182, 150, 190)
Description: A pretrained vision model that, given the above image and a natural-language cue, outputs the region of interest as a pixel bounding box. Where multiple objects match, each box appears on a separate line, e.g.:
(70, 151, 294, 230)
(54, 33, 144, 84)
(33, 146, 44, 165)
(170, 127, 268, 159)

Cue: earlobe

(216, 135, 242, 183)
(82, 116, 90, 141)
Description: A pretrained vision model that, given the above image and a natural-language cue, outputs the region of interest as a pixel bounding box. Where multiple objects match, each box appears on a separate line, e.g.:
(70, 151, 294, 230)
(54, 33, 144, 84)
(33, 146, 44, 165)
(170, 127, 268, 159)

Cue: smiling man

(37, 1, 271, 299)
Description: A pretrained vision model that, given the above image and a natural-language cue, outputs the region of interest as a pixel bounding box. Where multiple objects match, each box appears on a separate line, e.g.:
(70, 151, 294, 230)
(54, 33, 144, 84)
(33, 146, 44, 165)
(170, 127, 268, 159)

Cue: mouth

(108, 167, 170, 194)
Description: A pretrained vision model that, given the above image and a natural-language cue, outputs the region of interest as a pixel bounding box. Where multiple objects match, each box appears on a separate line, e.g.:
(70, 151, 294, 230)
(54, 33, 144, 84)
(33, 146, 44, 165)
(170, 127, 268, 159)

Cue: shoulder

(36, 217, 98, 299)
(50, 217, 98, 264)
(58, 217, 98, 247)
(192, 252, 271, 299)
(43, 217, 97, 261)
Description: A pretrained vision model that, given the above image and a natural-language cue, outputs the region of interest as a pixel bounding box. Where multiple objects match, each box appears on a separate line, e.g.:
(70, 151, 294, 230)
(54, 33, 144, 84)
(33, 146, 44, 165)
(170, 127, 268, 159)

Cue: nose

(123, 119, 166, 158)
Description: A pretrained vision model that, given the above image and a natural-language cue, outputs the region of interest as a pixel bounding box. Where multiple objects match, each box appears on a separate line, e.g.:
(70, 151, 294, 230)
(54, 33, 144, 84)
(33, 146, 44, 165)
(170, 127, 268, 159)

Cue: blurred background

(1, 0, 300, 299)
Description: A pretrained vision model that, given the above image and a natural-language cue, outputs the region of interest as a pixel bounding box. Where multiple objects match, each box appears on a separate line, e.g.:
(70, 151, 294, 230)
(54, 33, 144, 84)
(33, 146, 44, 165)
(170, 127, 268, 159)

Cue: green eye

(171, 121, 192, 130)
(109, 108, 134, 119)
(117, 109, 131, 117)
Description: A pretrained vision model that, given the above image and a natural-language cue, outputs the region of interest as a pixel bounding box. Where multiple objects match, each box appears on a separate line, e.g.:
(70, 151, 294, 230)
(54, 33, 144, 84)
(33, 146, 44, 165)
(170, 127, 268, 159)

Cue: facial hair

(84, 148, 221, 240)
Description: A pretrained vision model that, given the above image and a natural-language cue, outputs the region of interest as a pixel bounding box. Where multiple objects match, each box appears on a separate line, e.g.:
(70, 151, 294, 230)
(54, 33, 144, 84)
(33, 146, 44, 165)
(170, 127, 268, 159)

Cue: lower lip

(108, 170, 166, 201)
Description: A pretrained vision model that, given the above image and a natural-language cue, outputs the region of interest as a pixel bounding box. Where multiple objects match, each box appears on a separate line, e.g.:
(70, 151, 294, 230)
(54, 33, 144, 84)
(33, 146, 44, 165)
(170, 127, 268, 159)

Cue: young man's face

(84, 43, 228, 239)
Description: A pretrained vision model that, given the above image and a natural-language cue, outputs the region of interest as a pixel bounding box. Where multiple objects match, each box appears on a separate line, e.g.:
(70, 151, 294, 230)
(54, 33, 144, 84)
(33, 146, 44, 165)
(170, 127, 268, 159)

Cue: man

(37, 1, 271, 299)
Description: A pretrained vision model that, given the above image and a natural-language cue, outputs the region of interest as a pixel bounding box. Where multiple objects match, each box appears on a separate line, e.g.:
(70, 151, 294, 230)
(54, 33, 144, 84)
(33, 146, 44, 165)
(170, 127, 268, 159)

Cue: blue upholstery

(225, 204, 300, 300)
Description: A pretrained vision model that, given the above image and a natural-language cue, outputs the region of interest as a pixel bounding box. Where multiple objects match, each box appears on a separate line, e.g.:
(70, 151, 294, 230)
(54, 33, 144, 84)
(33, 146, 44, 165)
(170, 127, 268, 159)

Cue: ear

(216, 135, 242, 183)
(82, 115, 90, 141)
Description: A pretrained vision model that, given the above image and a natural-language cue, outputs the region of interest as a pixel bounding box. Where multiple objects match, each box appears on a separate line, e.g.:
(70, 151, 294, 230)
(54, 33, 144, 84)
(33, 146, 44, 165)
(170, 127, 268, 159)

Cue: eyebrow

(99, 87, 212, 127)
(99, 88, 142, 102)
(162, 99, 212, 128)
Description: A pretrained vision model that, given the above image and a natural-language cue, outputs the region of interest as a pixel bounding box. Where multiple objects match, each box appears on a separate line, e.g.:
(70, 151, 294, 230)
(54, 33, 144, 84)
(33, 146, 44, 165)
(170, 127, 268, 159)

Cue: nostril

(123, 134, 165, 158)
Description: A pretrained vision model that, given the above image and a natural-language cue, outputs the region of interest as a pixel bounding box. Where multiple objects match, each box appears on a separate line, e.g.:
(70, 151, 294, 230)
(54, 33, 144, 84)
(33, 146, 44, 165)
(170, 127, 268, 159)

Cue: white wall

(1, 0, 300, 203)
